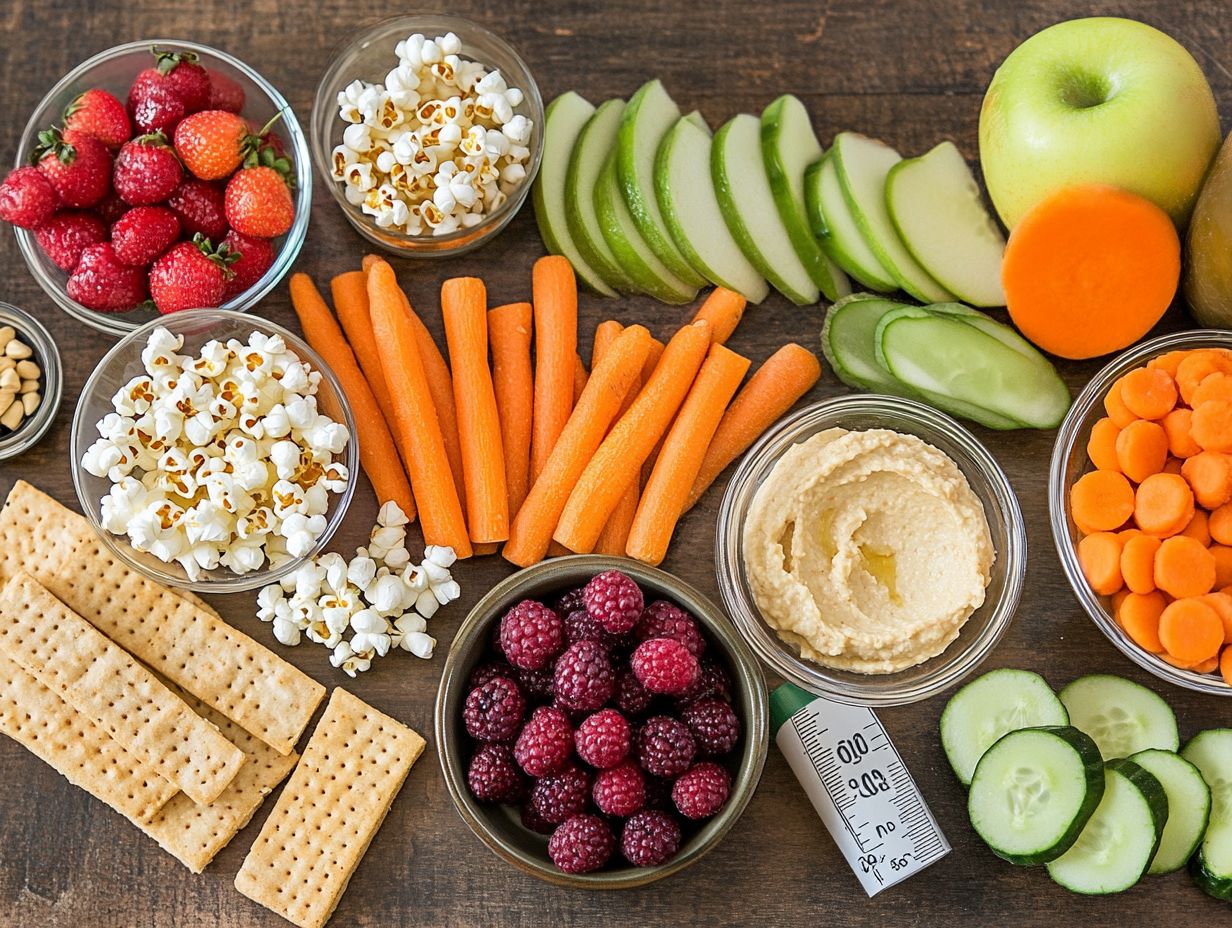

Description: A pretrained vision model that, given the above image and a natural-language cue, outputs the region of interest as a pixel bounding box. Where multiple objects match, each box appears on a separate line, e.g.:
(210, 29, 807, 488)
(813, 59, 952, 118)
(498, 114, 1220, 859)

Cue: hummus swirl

(742, 427, 994, 674)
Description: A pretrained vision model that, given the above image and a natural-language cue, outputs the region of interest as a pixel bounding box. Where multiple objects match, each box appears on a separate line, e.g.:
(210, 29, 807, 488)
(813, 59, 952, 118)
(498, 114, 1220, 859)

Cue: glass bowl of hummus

(716, 395, 1026, 706)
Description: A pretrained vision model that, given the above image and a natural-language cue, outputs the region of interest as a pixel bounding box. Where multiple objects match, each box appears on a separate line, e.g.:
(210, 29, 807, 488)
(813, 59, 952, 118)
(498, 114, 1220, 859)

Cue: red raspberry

(636, 716, 696, 778)
(621, 810, 682, 867)
(66, 242, 148, 312)
(592, 760, 645, 817)
(111, 206, 181, 267)
(530, 761, 592, 825)
(205, 70, 246, 113)
(672, 762, 731, 819)
(35, 211, 106, 271)
(613, 667, 653, 717)
(167, 178, 228, 240)
(676, 656, 732, 707)
(0, 167, 59, 229)
(520, 802, 556, 835)
(516, 665, 555, 703)
(574, 708, 631, 769)
(681, 697, 741, 757)
(93, 191, 129, 225)
(583, 570, 644, 634)
(548, 813, 615, 874)
(553, 639, 614, 712)
(554, 586, 586, 616)
(642, 774, 673, 810)
(499, 599, 563, 670)
(635, 601, 706, 657)
(467, 660, 515, 691)
(467, 743, 525, 803)
(113, 133, 183, 206)
(463, 677, 525, 743)
(514, 706, 573, 777)
(631, 638, 700, 695)
(562, 608, 607, 646)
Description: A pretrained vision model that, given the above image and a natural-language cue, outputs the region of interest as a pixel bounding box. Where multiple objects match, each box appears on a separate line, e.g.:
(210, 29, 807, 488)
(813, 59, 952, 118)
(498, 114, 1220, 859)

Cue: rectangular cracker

(0, 481, 325, 754)
(0, 571, 246, 805)
(235, 689, 426, 928)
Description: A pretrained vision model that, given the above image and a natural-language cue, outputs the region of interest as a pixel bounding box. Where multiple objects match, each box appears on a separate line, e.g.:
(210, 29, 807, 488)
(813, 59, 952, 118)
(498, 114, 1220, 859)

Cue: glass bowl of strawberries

(3, 40, 311, 337)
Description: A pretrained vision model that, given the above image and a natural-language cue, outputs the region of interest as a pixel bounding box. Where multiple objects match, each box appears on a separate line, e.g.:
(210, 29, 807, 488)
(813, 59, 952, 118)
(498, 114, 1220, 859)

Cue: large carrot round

(690, 287, 746, 345)
(1159, 598, 1224, 664)
(530, 256, 579, 482)
(1002, 185, 1180, 360)
(1070, 470, 1135, 532)
(1134, 472, 1194, 536)
(1154, 535, 1216, 598)
(489, 302, 534, 517)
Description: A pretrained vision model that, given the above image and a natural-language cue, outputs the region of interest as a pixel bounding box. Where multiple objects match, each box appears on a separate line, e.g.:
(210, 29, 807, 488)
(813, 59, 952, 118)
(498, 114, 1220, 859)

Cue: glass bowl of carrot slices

(1051, 329, 1232, 695)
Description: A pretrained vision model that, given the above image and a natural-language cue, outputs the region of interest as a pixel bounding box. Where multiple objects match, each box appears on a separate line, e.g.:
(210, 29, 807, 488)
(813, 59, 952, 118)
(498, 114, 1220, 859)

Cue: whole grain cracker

(234, 689, 426, 928)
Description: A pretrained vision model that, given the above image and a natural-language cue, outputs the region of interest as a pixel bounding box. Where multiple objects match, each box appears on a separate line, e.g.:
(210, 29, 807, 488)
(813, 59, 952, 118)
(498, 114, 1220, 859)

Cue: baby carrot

(591, 320, 623, 368)
(530, 256, 579, 483)
(331, 270, 398, 429)
(1118, 367, 1177, 420)
(1077, 531, 1125, 596)
(1086, 418, 1121, 472)
(1159, 597, 1224, 664)
(1121, 533, 1161, 594)
(1162, 408, 1200, 458)
(690, 287, 747, 345)
(573, 354, 589, 405)
(1118, 591, 1166, 653)
(489, 302, 534, 517)
(1154, 535, 1216, 598)
(1115, 419, 1168, 483)
(1181, 450, 1232, 509)
(1071, 470, 1135, 533)
(1133, 472, 1194, 537)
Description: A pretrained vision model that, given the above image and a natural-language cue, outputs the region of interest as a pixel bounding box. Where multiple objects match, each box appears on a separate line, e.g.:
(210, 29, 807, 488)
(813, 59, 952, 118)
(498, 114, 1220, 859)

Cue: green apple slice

(564, 99, 636, 293)
(803, 154, 897, 292)
(830, 132, 954, 303)
(655, 115, 769, 303)
(712, 114, 820, 306)
(885, 140, 1007, 307)
(616, 79, 707, 288)
(595, 148, 699, 304)
(534, 92, 617, 297)
(760, 95, 849, 301)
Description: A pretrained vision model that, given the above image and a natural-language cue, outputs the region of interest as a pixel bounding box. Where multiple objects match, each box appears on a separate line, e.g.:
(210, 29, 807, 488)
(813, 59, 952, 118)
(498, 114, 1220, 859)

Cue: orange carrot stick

(288, 273, 416, 520)
(504, 325, 652, 567)
(573, 353, 588, 405)
(331, 270, 398, 430)
(366, 258, 472, 558)
(639, 337, 668, 486)
(531, 256, 579, 482)
(554, 320, 713, 554)
(590, 322, 640, 556)
(591, 320, 623, 368)
(442, 277, 508, 544)
(690, 287, 747, 345)
(489, 302, 534, 517)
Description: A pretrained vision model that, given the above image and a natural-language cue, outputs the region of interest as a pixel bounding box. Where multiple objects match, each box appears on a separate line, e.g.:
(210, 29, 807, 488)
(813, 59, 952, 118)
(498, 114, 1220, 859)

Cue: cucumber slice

(804, 154, 897, 292)
(1182, 729, 1232, 899)
(830, 132, 954, 304)
(1060, 674, 1180, 760)
(712, 114, 820, 306)
(655, 115, 769, 303)
(1130, 748, 1211, 874)
(1046, 759, 1167, 894)
(968, 726, 1104, 866)
(885, 141, 1007, 308)
(941, 668, 1069, 786)
(760, 95, 849, 301)
(615, 79, 707, 287)
(821, 294, 918, 396)
(565, 99, 636, 293)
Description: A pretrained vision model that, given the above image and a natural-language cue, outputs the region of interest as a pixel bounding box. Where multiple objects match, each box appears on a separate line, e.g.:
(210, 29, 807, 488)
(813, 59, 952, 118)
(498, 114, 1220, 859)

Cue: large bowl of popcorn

(69, 309, 359, 593)
(311, 15, 543, 256)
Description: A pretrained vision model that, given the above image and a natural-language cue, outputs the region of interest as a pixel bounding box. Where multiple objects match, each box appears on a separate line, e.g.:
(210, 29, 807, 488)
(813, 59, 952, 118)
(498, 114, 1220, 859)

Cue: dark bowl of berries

(3, 40, 311, 337)
(435, 555, 769, 888)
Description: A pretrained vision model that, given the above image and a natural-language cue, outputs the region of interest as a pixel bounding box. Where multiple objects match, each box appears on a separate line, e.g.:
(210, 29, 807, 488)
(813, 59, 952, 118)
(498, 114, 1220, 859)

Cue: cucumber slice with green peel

(923, 302, 1051, 361)
(821, 294, 918, 396)
(594, 149, 699, 304)
(760, 95, 849, 301)
(941, 669, 1070, 787)
(655, 116, 769, 303)
(1059, 674, 1180, 760)
(1130, 748, 1211, 875)
(830, 132, 954, 303)
(1046, 759, 1167, 894)
(1181, 729, 1232, 899)
(712, 114, 820, 306)
(804, 154, 897, 292)
(565, 99, 636, 293)
(968, 726, 1104, 866)
(615, 79, 707, 287)
(885, 140, 1007, 308)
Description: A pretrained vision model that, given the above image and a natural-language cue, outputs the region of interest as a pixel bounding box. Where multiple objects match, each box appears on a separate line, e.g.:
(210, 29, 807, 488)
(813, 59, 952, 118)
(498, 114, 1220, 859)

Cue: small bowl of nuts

(311, 15, 543, 257)
(0, 302, 62, 460)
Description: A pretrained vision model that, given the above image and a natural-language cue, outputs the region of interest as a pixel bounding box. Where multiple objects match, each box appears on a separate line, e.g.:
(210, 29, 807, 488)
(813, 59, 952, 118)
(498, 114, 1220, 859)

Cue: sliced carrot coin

(1212, 504, 1232, 546)
(1118, 591, 1166, 653)
(1115, 419, 1169, 483)
(1163, 457, 1185, 476)
(1148, 350, 1189, 378)
(1134, 472, 1195, 536)
(1154, 535, 1217, 598)
(1072, 470, 1136, 532)
(1199, 591, 1232, 643)
(1119, 367, 1178, 420)
(1181, 450, 1232, 509)
(1177, 351, 1230, 405)
(1121, 533, 1161, 594)
(1193, 371, 1232, 407)
(1182, 508, 1212, 546)
(1159, 597, 1224, 663)
(1078, 532, 1125, 595)
(1086, 418, 1122, 472)
(1191, 400, 1232, 452)
(1222, 647, 1232, 685)
(1162, 408, 1201, 458)
(1212, 544, 1232, 590)
(1103, 379, 1139, 428)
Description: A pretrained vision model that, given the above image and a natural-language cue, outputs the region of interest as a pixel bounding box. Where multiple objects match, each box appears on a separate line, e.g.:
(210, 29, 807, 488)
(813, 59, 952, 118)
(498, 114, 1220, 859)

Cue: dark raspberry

(574, 708, 632, 769)
(517, 664, 556, 703)
(621, 809, 682, 867)
(636, 716, 696, 778)
(520, 801, 556, 835)
(672, 761, 731, 819)
(530, 761, 592, 825)
(562, 608, 607, 646)
(635, 600, 706, 657)
(631, 638, 700, 695)
(593, 760, 645, 817)
(583, 569, 644, 634)
(467, 659, 515, 691)
(548, 813, 615, 874)
(463, 677, 525, 742)
(555, 586, 586, 616)
(499, 599, 563, 670)
(613, 668, 654, 717)
(514, 706, 574, 777)
(553, 639, 614, 712)
(681, 697, 741, 756)
(467, 743, 525, 803)
(676, 656, 733, 707)
(642, 774, 673, 810)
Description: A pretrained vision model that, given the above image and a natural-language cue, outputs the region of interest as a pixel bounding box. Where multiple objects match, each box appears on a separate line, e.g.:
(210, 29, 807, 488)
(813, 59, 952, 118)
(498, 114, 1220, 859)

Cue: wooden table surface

(2, 0, 1230, 925)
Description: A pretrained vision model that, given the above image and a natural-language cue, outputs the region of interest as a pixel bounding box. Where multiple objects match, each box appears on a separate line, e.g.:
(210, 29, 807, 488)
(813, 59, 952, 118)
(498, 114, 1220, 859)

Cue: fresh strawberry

(152, 49, 210, 113)
(224, 165, 294, 238)
(129, 80, 185, 135)
(111, 206, 181, 266)
(35, 211, 107, 271)
(174, 110, 262, 181)
(62, 89, 130, 148)
(94, 191, 128, 225)
(66, 242, 147, 311)
(205, 70, 245, 113)
(32, 127, 111, 208)
(220, 230, 274, 298)
(245, 119, 288, 159)
(166, 178, 228, 240)
(149, 234, 236, 314)
(113, 133, 183, 206)
(0, 166, 59, 229)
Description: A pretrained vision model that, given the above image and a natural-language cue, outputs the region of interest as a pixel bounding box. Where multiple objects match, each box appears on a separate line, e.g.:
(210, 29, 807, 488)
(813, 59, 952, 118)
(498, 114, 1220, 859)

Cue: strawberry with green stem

(148, 233, 238, 314)
(113, 132, 183, 205)
(63, 89, 130, 148)
(174, 110, 285, 181)
(32, 126, 111, 208)
(224, 150, 295, 238)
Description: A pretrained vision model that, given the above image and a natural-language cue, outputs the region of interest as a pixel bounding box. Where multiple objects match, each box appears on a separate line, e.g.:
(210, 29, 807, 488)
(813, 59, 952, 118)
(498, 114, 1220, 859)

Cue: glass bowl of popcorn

(69, 309, 359, 593)
(311, 15, 543, 256)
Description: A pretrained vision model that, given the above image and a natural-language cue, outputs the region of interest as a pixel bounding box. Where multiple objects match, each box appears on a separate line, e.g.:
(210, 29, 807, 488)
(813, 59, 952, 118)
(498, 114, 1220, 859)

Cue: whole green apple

(979, 17, 1221, 229)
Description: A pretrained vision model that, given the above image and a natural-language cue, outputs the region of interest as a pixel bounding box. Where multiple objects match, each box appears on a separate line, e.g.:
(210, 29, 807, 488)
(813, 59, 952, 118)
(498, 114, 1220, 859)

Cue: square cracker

(235, 689, 426, 928)
(0, 481, 325, 755)
(0, 571, 246, 805)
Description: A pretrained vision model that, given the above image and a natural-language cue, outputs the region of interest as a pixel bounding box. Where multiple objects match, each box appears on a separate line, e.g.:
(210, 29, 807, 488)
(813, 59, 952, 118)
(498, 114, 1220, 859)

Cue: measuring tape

(770, 683, 950, 896)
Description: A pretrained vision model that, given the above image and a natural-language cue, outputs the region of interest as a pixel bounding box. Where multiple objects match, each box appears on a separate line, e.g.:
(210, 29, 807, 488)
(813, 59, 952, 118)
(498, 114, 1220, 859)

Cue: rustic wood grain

(1, 1, 1230, 925)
